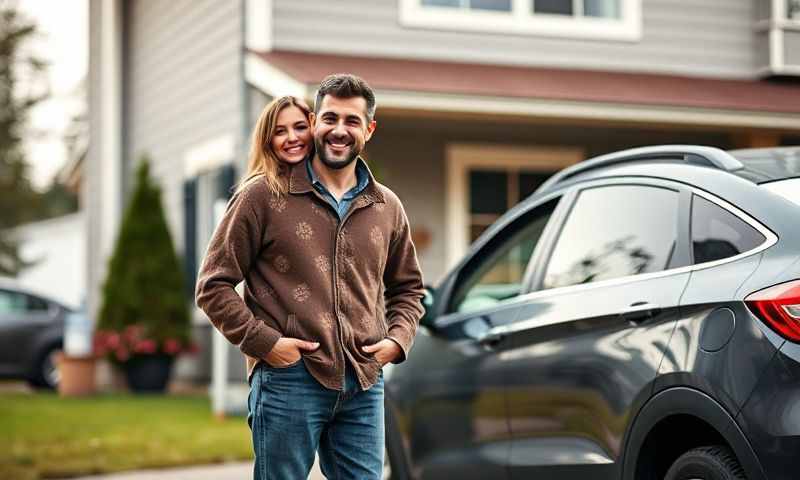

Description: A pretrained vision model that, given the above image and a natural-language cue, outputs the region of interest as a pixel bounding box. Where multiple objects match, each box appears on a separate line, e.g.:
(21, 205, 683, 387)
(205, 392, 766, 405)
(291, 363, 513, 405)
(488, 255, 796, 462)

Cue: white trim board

(245, 0, 272, 51)
(183, 134, 236, 178)
(99, 0, 123, 261)
(445, 143, 584, 269)
(244, 52, 308, 100)
(375, 89, 800, 131)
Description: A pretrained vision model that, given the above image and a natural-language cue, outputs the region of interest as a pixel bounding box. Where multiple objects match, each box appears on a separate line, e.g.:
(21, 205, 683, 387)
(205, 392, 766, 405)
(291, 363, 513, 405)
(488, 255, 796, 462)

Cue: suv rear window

(691, 195, 765, 264)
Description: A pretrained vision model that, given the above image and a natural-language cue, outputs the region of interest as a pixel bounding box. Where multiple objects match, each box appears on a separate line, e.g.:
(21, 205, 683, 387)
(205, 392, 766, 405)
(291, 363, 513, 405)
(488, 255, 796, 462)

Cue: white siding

(272, 0, 758, 79)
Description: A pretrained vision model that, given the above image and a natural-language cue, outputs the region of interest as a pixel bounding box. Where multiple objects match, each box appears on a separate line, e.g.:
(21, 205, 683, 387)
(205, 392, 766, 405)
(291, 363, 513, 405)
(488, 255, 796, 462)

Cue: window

(691, 195, 766, 265)
(184, 164, 235, 303)
(0, 291, 48, 314)
(0, 291, 26, 314)
(400, 0, 641, 41)
(544, 185, 679, 290)
(26, 295, 49, 312)
(469, 169, 552, 242)
(789, 0, 800, 21)
(449, 199, 558, 314)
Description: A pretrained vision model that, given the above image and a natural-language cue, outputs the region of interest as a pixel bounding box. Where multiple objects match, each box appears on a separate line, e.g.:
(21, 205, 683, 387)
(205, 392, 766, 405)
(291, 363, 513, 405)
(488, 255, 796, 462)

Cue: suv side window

(26, 295, 50, 312)
(448, 199, 559, 314)
(691, 195, 766, 264)
(0, 290, 27, 314)
(543, 185, 679, 290)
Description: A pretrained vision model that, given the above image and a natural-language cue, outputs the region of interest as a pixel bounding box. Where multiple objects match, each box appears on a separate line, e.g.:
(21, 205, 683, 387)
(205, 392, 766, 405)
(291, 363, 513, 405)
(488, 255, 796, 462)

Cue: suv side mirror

(419, 285, 437, 328)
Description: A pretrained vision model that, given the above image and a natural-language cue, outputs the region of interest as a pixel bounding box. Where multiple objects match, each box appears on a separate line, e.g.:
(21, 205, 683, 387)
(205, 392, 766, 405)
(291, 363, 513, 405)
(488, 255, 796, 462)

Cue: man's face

(312, 95, 376, 170)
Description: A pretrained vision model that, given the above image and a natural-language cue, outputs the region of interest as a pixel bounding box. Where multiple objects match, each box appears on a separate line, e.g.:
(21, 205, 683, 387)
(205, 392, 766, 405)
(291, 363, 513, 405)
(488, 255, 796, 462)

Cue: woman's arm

(195, 183, 281, 360)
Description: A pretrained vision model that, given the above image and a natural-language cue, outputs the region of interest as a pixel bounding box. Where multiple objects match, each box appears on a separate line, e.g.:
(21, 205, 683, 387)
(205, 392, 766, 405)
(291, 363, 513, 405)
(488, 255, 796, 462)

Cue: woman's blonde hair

(235, 96, 312, 197)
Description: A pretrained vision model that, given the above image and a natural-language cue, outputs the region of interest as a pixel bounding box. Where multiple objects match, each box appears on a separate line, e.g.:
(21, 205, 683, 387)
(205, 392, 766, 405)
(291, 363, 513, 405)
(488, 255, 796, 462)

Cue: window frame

(524, 177, 776, 298)
(537, 182, 684, 291)
(433, 190, 570, 327)
(689, 193, 769, 267)
(399, 0, 642, 42)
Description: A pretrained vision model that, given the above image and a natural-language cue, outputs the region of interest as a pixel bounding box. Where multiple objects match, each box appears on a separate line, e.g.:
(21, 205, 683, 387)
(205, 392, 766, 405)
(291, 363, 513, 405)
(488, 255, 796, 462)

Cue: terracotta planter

(56, 353, 96, 397)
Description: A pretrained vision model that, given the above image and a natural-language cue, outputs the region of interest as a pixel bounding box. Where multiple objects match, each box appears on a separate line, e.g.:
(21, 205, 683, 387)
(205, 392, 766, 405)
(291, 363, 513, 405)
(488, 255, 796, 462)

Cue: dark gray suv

(385, 146, 800, 480)
(0, 281, 67, 389)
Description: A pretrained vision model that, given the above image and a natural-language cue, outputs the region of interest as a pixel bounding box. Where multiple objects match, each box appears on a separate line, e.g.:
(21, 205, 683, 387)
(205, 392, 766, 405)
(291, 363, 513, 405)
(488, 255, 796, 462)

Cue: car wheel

(28, 344, 61, 390)
(665, 445, 746, 480)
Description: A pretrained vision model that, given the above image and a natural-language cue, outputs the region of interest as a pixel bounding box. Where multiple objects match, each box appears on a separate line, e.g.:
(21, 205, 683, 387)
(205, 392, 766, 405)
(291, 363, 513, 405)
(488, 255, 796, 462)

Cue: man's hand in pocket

(264, 337, 319, 367)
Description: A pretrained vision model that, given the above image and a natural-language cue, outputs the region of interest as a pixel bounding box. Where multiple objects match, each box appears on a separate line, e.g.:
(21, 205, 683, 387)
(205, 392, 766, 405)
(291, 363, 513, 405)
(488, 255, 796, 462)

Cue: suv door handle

(479, 330, 507, 349)
(622, 302, 662, 324)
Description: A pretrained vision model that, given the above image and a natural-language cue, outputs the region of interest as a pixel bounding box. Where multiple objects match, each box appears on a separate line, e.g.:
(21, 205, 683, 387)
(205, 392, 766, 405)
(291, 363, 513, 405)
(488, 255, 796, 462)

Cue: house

(87, 0, 800, 383)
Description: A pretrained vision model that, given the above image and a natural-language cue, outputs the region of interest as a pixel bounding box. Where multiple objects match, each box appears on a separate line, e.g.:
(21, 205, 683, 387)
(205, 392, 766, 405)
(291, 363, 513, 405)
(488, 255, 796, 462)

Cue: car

(0, 280, 69, 389)
(384, 145, 800, 480)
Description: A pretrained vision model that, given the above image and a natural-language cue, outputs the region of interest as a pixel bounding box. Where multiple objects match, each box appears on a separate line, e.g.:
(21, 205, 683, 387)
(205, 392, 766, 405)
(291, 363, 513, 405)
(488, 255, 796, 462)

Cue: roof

(251, 50, 800, 116)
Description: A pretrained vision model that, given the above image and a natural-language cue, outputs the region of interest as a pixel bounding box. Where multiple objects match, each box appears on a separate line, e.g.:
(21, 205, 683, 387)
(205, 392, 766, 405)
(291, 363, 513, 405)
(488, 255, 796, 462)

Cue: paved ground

(67, 460, 326, 480)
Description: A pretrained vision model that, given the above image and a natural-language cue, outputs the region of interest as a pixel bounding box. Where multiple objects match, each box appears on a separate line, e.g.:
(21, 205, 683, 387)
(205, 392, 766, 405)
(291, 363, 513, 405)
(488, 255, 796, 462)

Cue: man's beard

(315, 135, 359, 170)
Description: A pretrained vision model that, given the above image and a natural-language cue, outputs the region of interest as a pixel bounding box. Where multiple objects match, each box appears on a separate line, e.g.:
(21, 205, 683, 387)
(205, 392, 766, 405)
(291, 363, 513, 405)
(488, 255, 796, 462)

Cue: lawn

(0, 392, 253, 479)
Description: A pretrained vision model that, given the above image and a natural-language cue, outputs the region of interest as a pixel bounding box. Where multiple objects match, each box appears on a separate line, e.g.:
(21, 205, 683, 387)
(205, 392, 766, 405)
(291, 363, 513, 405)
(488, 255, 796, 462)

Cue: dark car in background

(385, 146, 800, 480)
(0, 280, 68, 389)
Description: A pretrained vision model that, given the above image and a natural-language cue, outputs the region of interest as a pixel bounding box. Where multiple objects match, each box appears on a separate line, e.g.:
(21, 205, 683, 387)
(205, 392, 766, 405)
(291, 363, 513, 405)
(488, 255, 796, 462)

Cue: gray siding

(125, 0, 243, 251)
(273, 0, 759, 79)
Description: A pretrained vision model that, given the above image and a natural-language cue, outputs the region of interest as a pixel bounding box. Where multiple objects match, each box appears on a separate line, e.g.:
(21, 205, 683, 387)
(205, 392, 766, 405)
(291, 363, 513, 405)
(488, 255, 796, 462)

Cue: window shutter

(183, 178, 197, 300)
(218, 164, 236, 200)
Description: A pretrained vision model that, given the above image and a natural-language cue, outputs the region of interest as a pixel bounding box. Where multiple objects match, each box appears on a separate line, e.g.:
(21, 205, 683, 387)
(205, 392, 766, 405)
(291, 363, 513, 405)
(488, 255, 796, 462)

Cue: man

(196, 73, 425, 479)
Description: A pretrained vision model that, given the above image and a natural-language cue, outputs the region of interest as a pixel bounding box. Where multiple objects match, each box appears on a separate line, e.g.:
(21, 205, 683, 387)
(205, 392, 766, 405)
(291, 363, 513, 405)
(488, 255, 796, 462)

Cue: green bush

(95, 157, 192, 362)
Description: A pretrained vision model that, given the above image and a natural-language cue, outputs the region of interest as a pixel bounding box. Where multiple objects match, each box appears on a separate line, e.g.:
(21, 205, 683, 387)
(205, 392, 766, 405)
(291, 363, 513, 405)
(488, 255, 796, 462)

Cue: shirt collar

(306, 157, 370, 199)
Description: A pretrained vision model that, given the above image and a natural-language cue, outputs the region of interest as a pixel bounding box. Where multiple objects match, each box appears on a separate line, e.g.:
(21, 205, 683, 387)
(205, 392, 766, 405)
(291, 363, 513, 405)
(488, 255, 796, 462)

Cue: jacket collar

(288, 156, 385, 204)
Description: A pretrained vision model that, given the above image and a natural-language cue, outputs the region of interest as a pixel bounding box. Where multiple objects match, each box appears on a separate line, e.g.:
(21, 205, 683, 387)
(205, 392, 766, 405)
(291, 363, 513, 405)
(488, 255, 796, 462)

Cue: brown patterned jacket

(195, 162, 425, 390)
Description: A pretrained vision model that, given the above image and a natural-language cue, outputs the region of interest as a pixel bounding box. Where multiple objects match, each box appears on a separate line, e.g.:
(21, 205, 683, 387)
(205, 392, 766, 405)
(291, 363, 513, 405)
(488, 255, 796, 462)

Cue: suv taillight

(745, 280, 800, 342)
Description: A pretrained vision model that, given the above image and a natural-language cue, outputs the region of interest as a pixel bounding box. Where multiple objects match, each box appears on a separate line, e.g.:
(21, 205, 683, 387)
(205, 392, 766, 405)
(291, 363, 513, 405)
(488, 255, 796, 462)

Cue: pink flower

(123, 325, 143, 343)
(107, 333, 120, 349)
(134, 339, 157, 354)
(114, 347, 130, 362)
(163, 339, 181, 355)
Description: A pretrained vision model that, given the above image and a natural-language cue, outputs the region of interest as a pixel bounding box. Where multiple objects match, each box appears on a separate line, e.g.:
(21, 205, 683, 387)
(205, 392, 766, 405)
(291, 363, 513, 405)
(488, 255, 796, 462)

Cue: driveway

(66, 460, 325, 480)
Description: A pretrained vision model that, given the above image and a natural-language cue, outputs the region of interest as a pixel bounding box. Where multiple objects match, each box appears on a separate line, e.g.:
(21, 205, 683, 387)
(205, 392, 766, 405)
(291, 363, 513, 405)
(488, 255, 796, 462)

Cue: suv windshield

(762, 178, 800, 207)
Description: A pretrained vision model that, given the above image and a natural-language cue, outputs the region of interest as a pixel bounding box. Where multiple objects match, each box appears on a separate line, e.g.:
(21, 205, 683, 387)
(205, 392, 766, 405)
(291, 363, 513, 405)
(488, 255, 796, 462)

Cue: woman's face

(270, 105, 312, 164)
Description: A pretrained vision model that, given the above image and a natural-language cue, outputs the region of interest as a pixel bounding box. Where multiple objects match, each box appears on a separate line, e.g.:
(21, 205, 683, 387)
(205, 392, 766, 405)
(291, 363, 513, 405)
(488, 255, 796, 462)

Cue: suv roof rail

(536, 145, 744, 193)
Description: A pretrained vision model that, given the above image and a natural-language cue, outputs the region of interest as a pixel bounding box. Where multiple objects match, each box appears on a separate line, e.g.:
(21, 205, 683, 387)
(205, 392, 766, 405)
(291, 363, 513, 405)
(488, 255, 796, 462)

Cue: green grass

(0, 392, 253, 479)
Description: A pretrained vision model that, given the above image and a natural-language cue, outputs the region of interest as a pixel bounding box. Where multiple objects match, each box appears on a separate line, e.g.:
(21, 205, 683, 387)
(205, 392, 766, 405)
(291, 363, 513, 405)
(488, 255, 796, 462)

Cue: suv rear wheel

(665, 445, 745, 480)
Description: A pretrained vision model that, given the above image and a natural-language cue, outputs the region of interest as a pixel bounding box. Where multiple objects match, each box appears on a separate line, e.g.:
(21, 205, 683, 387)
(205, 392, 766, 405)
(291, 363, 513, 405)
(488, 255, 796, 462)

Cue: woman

(233, 96, 324, 375)
(235, 95, 313, 197)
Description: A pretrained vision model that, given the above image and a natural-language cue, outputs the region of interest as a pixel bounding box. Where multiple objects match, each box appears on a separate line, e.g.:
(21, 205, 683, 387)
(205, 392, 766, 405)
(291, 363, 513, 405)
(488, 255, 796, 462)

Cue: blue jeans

(247, 359, 384, 479)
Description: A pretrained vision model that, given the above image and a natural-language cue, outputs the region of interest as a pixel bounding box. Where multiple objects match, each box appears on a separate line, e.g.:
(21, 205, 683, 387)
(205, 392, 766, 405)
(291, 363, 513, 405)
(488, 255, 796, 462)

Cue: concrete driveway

(67, 460, 325, 480)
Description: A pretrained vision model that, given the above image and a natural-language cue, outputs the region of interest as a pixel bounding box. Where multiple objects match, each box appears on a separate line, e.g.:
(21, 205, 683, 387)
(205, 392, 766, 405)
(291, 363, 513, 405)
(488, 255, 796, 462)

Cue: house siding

(125, 0, 244, 250)
(272, 0, 759, 79)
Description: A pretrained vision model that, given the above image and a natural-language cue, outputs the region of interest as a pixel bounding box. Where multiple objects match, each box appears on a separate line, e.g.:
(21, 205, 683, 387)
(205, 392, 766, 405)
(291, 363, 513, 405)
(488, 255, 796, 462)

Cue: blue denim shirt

(306, 158, 370, 220)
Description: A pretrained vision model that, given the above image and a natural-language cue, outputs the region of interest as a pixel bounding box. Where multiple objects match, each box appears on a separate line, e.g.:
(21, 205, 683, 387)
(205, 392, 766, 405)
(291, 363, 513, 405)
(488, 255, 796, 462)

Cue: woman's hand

(264, 337, 319, 367)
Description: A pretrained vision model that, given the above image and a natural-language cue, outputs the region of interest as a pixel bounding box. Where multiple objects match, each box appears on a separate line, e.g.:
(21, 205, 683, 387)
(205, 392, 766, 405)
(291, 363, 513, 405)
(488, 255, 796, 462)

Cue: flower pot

(123, 354, 174, 393)
(56, 353, 96, 397)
